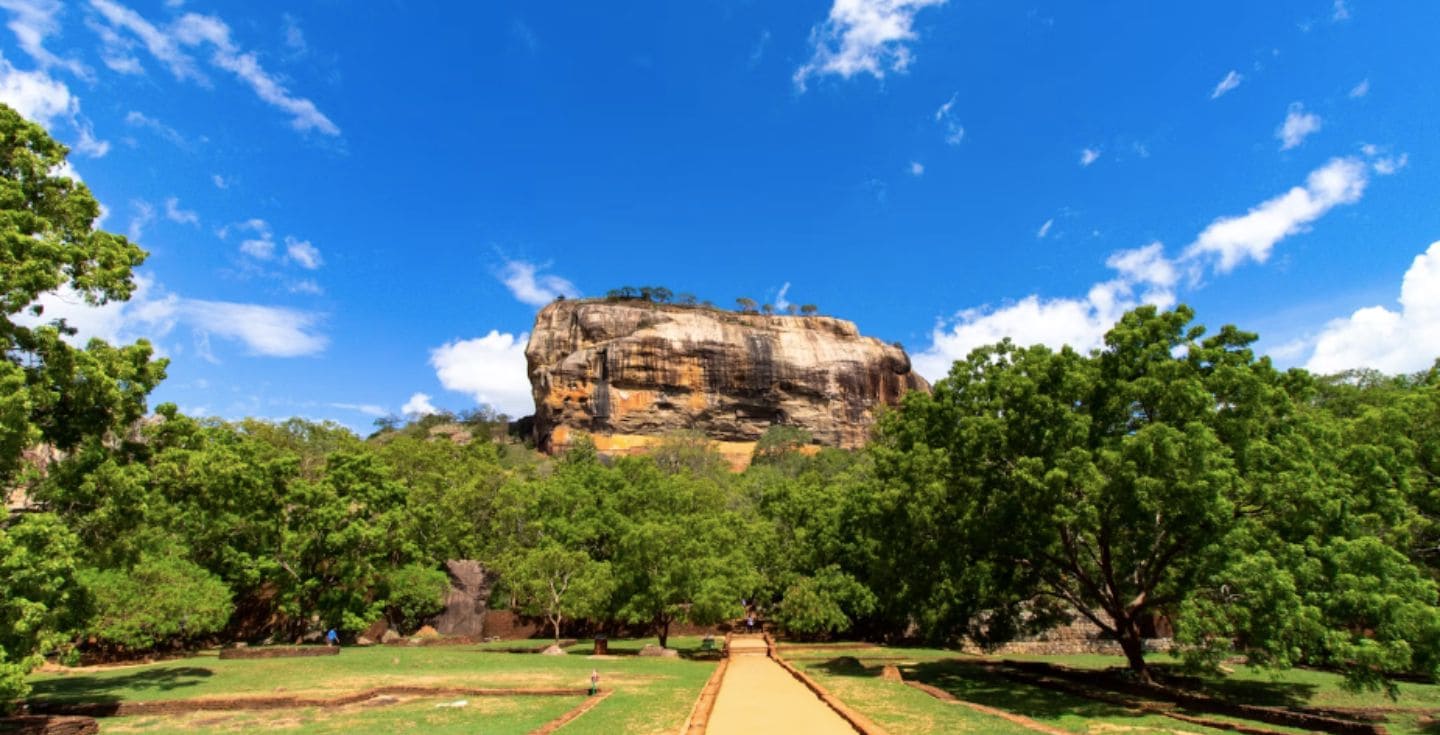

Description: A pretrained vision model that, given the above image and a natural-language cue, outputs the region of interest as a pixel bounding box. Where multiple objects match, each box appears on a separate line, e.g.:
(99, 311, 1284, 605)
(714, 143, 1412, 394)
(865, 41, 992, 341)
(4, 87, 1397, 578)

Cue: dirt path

(703, 636, 858, 735)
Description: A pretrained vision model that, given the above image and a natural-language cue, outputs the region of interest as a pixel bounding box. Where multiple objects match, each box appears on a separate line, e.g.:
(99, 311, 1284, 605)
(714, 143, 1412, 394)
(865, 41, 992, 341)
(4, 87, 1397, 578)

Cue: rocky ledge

(525, 299, 928, 467)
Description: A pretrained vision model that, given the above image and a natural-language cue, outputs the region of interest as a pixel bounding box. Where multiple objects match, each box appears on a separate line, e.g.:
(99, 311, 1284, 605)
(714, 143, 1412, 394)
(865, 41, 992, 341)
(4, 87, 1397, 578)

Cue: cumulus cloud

(284, 237, 322, 269)
(793, 0, 947, 91)
(1211, 70, 1242, 99)
(916, 155, 1382, 380)
(908, 161, 924, 176)
(401, 392, 439, 417)
(913, 242, 1178, 380)
(0, 52, 69, 120)
(430, 330, 534, 417)
(237, 218, 275, 260)
(1277, 102, 1321, 150)
(499, 260, 578, 307)
(1184, 157, 1367, 273)
(1306, 242, 1440, 375)
(88, 0, 339, 135)
(1036, 218, 1053, 239)
(1079, 148, 1100, 167)
(1349, 79, 1369, 99)
(127, 199, 154, 241)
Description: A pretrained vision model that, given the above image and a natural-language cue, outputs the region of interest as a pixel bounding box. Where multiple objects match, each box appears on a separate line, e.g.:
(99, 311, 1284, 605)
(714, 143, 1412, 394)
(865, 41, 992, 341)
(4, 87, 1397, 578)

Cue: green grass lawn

(26, 641, 716, 735)
(100, 695, 579, 735)
(787, 646, 1440, 735)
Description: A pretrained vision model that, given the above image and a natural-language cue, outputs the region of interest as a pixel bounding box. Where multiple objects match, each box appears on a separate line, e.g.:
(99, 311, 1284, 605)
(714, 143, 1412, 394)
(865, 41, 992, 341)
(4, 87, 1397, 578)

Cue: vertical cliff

(525, 299, 928, 466)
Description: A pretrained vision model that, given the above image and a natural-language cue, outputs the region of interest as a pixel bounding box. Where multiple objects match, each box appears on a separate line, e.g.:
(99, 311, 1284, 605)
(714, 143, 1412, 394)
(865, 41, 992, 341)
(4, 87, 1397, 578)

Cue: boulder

(638, 644, 679, 658)
(541, 644, 567, 655)
(433, 560, 494, 638)
(381, 629, 402, 644)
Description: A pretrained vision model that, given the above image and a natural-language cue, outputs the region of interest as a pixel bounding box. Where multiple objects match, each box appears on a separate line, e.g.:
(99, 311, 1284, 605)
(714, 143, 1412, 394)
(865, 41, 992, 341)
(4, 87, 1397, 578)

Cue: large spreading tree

(0, 103, 166, 702)
(864, 305, 1440, 687)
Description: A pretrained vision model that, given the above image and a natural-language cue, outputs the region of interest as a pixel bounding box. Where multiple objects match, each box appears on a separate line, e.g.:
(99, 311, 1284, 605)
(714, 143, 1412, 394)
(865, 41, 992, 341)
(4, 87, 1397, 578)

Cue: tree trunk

(1115, 619, 1151, 683)
(657, 615, 671, 649)
(551, 615, 562, 644)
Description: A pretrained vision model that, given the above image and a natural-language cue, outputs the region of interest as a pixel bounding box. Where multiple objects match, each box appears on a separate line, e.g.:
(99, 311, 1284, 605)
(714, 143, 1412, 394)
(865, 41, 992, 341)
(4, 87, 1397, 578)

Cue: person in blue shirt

(326, 628, 339, 647)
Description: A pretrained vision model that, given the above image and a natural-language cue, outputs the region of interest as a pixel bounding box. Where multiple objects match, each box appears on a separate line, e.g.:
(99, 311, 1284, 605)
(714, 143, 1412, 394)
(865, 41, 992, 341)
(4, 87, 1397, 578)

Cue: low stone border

(24, 685, 589, 718)
(902, 680, 1071, 735)
(0, 715, 98, 735)
(763, 634, 889, 735)
(528, 689, 613, 734)
(218, 646, 339, 660)
(473, 640, 579, 654)
(679, 644, 730, 733)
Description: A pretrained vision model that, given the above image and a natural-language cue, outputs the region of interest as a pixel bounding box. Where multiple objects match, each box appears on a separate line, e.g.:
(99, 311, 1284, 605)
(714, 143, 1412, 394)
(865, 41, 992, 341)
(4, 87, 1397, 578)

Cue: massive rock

(526, 299, 929, 467)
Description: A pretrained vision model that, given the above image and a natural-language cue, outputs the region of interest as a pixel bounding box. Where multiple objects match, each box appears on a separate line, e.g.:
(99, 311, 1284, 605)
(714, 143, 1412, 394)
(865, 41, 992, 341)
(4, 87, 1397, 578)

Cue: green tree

(1, 103, 165, 693)
(80, 553, 232, 650)
(382, 564, 450, 634)
(503, 542, 613, 643)
(611, 458, 754, 648)
(735, 297, 757, 313)
(0, 513, 86, 707)
(865, 305, 1440, 686)
(800, 304, 818, 316)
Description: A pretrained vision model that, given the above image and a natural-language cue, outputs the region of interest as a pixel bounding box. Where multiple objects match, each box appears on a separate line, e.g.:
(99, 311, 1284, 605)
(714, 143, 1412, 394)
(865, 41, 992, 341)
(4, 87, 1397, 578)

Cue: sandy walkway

(704, 636, 857, 735)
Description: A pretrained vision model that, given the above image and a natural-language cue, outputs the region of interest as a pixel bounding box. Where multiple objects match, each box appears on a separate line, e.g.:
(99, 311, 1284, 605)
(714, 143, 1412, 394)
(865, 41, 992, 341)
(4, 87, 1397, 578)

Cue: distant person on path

(326, 628, 339, 647)
(746, 614, 755, 634)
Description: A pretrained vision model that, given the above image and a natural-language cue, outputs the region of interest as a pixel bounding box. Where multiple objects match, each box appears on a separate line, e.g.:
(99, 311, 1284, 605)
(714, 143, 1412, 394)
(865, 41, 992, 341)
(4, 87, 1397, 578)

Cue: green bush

(384, 564, 450, 633)
(81, 555, 232, 650)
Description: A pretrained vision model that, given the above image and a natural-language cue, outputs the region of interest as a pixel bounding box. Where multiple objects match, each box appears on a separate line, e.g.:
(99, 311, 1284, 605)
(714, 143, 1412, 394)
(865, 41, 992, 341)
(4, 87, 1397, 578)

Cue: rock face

(526, 299, 929, 466)
(433, 560, 494, 638)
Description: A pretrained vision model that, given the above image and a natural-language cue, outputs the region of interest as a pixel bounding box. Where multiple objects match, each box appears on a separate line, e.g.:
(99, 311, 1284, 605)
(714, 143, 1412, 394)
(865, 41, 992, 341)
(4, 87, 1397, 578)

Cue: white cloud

(1036, 218, 1053, 239)
(1211, 70, 1242, 99)
(0, 52, 72, 124)
(1349, 79, 1369, 98)
(908, 160, 924, 176)
(284, 237, 322, 269)
(401, 392, 439, 417)
(1184, 157, 1367, 273)
(89, 1, 339, 135)
(430, 330, 534, 417)
(127, 199, 154, 241)
(329, 402, 385, 418)
(281, 13, 306, 54)
(125, 109, 185, 146)
(774, 282, 792, 310)
(289, 279, 322, 295)
(1079, 148, 1100, 166)
(19, 274, 178, 347)
(793, 0, 947, 91)
(0, 0, 90, 78)
(240, 235, 274, 259)
(934, 92, 964, 145)
(1373, 153, 1408, 176)
(499, 260, 578, 307)
(71, 117, 108, 157)
(211, 173, 228, 189)
(913, 242, 1177, 380)
(183, 299, 327, 357)
(1277, 102, 1321, 150)
(1332, 0, 1350, 21)
(164, 196, 198, 225)
(85, 16, 141, 74)
(87, 0, 203, 81)
(1306, 242, 1440, 375)
(20, 274, 327, 358)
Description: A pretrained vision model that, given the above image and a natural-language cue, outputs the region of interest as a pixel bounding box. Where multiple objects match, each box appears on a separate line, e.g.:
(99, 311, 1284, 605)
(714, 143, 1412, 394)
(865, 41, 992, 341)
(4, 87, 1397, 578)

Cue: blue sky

(4, 0, 1439, 431)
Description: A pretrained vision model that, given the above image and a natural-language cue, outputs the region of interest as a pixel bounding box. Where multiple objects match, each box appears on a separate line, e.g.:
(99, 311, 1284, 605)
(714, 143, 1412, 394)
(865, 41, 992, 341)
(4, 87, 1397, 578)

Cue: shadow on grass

(808, 656, 883, 678)
(904, 660, 1146, 722)
(1147, 664, 1318, 709)
(27, 666, 214, 704)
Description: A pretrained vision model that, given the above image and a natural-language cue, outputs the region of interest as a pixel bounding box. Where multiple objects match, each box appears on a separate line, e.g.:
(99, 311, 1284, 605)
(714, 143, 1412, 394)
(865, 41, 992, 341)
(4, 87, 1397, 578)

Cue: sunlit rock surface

(525, 299, 928, 467)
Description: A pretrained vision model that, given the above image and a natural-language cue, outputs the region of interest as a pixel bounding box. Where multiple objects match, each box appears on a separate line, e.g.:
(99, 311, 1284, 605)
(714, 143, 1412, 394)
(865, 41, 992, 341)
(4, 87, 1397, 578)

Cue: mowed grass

(788, 646, 1440, 735)
(26, 641, 717, 735)
(101, 695, 577, 735)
